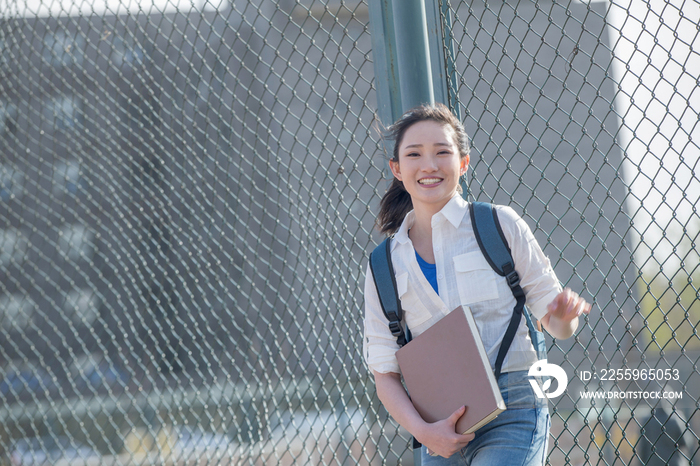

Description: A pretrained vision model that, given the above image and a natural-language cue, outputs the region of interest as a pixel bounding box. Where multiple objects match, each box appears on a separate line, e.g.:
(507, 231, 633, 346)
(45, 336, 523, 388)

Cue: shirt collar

(393, 194, 468, 244)
(393, 211, 415, 244)
(438, 194, 469, 229)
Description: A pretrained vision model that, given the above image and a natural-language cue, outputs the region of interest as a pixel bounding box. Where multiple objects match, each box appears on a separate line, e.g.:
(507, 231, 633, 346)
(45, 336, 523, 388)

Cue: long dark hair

(377, 103, 471, 235)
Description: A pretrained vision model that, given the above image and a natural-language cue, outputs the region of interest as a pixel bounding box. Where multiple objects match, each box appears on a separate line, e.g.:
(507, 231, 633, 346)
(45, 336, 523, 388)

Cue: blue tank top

(415, 250, 438, 295)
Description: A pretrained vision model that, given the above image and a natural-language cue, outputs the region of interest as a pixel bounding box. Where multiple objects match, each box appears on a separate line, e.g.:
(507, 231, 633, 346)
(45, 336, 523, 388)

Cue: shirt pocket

(396, 272, 432, 328)
(453, 251, 500, 305)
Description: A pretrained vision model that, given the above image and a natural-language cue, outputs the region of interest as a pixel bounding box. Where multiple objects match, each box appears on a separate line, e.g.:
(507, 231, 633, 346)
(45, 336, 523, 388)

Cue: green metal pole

(368, 5, 449, 463)
(369, 0, 449, 126)
(368, 0, 403, 126)
(392, 0, 435, 112)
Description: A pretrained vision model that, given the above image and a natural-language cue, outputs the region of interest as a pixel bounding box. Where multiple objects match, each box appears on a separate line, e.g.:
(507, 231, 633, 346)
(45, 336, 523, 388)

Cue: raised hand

(547, 288, 591, 322)
(541, 287, 592, 340)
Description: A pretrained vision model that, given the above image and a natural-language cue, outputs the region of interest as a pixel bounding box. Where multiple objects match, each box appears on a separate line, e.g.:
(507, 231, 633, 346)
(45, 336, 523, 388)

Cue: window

(0, 228, 27, 267)
(53, 159, 85, 195)
(58, 224, 93, 261)
(111, 33, 146, 67)
(0, 294, 34, 331)
(0, 164, 23, 201)
(0, 39, 10, 70)
(44, 95, 82, 131)
(65, 288, 99, 325)
(43, 30, 85, 68)
(0, 101, 18, 135)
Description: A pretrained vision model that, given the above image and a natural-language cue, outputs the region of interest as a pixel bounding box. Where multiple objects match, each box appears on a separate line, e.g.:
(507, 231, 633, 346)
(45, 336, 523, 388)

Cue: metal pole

(368, 0, 403, 127)
(424, 0, 451, 108)
(392, 0, 435, 112)
(368, 4, 450, 463)
(369, 0, 448, 126)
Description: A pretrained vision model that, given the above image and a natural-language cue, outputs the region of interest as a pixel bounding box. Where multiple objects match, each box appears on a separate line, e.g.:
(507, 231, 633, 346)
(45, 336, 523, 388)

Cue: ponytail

(377, 178, 413, 235)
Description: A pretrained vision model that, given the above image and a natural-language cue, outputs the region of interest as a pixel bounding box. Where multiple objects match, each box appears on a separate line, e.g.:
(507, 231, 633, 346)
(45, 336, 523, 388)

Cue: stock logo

(528, 360, 568, 399)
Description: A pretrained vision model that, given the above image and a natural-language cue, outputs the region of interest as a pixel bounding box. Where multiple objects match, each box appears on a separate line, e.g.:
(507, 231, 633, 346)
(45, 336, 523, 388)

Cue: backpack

(369, 201, 547, 379)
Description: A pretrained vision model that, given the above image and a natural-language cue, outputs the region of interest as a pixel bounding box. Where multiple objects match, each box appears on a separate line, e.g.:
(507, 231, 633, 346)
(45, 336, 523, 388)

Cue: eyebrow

(403, 142, 452, 149)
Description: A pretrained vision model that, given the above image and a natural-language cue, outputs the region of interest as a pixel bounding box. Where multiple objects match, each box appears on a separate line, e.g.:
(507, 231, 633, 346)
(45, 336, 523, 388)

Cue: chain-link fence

(0, 0, 698, 464)
(442, 1, 699, 464)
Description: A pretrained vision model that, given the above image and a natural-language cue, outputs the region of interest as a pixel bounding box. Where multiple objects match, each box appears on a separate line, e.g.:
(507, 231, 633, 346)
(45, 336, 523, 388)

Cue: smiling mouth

(418, 178, 443, 185)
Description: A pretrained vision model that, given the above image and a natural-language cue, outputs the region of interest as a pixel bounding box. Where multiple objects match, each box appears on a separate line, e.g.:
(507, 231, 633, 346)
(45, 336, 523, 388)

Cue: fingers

(448, 405, 466, 425)
(448, 432, 475, 457)
(548, 288, 592, 320)
(447, 406, 475, 439)
(429, 431, 474, 458)
(448, 406, 474, 442)
(568, 290, 584, 316)
(575, 297, 592, 316)
(566, 288, 592, 316)
(548, 289, 570, 313)
(583, 302, 592, 314)
(422, 407, 474, 458)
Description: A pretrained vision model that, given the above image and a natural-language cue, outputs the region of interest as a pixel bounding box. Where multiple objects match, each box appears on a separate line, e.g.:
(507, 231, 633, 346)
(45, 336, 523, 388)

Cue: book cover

(395, 306, 506, 434)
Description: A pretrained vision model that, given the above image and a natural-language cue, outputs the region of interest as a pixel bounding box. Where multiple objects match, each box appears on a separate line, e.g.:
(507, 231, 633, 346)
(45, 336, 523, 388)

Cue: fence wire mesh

(0, 1, 385, 464)
(442, 1, 699, 465)
(0, 0, 698, 464)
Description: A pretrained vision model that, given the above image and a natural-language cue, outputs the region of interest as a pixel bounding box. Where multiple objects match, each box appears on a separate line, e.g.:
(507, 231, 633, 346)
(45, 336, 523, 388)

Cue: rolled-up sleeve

(363, 263, 401, 374)
(497, 206, 562, 321)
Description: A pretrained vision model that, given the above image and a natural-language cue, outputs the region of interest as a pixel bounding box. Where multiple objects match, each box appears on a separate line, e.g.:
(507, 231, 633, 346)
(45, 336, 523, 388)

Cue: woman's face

(390, 120, 469, 214)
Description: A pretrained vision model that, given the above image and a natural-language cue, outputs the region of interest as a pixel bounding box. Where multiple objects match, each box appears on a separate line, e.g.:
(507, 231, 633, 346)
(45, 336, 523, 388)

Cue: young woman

(363, 104, 591, 464)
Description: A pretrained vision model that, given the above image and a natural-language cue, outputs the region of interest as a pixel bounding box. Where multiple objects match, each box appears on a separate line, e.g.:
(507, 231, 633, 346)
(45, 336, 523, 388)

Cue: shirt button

(438, 274, 443, 280)
(435, 246, 441, 251)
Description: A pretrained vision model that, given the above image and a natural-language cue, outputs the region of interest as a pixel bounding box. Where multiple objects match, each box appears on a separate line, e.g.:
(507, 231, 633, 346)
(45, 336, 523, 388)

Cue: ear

(389, 159, 403, 181)
(460, 155, 470, 176)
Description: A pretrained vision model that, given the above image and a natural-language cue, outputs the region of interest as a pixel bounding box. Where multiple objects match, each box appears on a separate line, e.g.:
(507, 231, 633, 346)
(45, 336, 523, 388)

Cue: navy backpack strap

(470, 202, 529, 379)
(369, 237, 409, 348)
(369, 238, 419, 453)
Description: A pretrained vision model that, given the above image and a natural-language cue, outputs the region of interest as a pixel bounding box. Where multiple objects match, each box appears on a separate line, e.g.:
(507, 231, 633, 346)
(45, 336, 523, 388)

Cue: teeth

(419, 178, 442, 184)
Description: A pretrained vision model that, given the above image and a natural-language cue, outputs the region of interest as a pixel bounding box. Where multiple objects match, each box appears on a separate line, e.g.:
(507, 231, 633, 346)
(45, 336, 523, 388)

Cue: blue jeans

(421, 370, 550, 466)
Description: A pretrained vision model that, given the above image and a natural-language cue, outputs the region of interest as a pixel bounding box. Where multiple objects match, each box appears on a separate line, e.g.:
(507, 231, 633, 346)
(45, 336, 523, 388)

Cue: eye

(405, 152, 420, 157)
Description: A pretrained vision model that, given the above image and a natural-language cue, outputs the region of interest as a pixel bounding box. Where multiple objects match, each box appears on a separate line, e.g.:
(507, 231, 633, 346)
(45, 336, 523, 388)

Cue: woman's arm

(373, 370, 475, 458)
(540, 288, 591, 340)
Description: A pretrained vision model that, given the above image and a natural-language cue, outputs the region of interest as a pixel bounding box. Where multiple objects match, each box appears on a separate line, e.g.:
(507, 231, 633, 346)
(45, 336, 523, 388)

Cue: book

(395, 306, 506, 434)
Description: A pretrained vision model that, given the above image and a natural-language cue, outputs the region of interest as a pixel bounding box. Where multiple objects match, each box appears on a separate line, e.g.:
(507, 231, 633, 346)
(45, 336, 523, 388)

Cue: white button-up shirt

(363, 194, 562, 375)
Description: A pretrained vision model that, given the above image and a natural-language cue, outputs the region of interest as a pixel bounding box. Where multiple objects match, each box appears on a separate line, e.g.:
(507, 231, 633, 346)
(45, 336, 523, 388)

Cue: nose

(421, 153, 438, 172)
